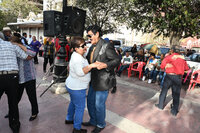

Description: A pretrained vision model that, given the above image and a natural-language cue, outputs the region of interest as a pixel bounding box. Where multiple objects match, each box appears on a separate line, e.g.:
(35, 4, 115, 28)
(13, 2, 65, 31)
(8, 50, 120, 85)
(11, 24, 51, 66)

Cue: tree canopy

(76, 0, 129, 34)
(125, 0, 200, 45)
(0, 0, 42, 30)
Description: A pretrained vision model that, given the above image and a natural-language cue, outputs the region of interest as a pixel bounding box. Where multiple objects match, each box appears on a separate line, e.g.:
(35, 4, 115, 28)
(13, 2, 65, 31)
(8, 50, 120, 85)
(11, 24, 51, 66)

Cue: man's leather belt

(0, 70, 18, 75)
(167, 73, 176, 75)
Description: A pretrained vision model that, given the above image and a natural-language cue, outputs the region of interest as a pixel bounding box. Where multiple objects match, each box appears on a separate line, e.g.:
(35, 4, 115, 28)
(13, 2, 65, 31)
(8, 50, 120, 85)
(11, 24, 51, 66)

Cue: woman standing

(30, 36, 41, 64)
(43, 37, 55, 73)
(11, 33, 39, 121)
(65, 36, 98, 133)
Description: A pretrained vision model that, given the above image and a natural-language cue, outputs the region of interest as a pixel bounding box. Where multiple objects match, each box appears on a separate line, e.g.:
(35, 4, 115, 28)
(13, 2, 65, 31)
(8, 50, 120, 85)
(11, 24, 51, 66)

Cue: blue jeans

(152, 70, 159, 81)
(160, 72, 166, 88)
(66, 87, 86, 130)
(144, 68, 154, 79)
(87, 85, 108, 128)
(118, 64, 129, 75)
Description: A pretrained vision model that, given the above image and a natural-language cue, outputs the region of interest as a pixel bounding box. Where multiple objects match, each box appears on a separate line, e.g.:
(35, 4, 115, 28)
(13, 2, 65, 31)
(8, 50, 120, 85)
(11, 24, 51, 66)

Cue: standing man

(21, 33, 28, 46)
(155, 45, 189, 116)
(43, 37, 55, 73)
(0, 32, 31, 133)
(82, 25, 120, 133)
(28, 34, 32, 45)
(2, 27, 12, 41)
(30, 36, 41, 64)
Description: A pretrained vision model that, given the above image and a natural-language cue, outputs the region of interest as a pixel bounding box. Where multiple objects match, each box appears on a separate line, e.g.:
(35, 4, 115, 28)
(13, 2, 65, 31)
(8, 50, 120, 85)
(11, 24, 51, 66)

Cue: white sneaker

(148, 79, 152, 84)
(142, 76, 146, 81)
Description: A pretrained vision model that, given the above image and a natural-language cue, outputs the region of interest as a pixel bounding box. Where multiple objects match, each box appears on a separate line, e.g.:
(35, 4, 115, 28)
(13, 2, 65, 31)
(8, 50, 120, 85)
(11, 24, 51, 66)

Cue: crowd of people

(0, 25, 194, 133)
(115, 42, 191, 117)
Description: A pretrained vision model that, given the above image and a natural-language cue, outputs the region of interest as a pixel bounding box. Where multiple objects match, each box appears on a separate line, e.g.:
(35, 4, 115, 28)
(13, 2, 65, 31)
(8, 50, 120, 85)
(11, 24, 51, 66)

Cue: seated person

(152, 54, 165, 83)
(142, 53, 157, 83)
(116, 52, 133, 77)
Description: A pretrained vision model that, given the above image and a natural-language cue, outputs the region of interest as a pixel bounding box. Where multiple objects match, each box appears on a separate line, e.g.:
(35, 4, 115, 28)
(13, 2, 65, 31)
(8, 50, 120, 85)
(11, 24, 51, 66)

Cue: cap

(104, 38, 109, 42)
(3, 27, 11, 31)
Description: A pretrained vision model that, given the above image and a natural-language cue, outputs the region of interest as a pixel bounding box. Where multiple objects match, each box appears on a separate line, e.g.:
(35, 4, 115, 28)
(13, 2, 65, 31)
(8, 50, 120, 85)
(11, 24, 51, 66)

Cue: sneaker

(148, 79, 152, 84)
(142, 76, 146, 81)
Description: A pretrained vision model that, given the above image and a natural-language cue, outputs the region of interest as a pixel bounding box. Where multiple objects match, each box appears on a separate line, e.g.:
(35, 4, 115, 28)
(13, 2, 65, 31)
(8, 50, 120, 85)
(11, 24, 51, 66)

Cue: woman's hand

(95, 61, 108, 70)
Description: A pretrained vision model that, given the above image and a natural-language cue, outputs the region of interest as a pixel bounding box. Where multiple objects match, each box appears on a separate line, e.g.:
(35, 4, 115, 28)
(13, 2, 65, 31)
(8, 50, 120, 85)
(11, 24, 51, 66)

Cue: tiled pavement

(1, 56, 200, 133)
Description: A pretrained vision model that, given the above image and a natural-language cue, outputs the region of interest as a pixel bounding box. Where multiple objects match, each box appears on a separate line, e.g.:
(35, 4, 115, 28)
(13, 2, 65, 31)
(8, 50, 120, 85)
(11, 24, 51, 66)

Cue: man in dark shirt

(155, 45, 189, 116)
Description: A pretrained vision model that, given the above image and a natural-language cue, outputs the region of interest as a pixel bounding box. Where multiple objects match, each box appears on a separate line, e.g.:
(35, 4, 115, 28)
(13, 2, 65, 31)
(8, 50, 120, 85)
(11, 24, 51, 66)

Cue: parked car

(185, 53, 200, 71)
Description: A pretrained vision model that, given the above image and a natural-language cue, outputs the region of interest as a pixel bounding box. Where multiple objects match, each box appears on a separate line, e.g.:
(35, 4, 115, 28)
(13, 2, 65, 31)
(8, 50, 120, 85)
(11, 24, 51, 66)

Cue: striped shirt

(17, 45, 36, 84)
(0, 38, 28, 71)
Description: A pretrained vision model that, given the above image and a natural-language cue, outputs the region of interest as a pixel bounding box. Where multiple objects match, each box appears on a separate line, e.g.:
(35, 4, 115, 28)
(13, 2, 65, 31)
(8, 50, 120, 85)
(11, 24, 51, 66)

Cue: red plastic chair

(183, 69, 192, 83)
(128, 62, 146, 79)
(188, 69, 200, 91)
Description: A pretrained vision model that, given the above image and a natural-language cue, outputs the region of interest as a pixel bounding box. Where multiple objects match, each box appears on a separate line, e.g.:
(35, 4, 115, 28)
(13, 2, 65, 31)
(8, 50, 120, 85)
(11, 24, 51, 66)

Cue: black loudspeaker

(43, 10, 62, 37)
(63, 6, 86, 37)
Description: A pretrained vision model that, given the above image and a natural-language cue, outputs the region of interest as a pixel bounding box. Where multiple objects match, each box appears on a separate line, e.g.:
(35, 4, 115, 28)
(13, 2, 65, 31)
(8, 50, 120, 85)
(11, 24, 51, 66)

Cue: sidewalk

(1, 56, 200, 133)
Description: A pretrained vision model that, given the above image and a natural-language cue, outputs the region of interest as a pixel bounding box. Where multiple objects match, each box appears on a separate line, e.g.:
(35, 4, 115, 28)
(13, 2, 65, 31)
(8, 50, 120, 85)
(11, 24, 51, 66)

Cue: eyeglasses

(79, 43, 86, 48)
(87, 34, 93, 38)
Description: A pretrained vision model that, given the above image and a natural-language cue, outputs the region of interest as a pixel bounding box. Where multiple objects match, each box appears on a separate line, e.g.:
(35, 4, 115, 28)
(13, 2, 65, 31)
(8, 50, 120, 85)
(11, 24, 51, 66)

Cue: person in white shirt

(28, 35, 32, 45)
(116, 51, 133, 77)
(142, 53, 158, 83)
(65, 36, 98, 133)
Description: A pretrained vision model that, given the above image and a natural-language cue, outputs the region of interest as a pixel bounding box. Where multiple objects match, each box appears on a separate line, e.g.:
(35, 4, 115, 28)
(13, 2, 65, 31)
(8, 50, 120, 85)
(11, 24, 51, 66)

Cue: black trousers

(0, 74, 20, 131)
(18, 80, 39, 115)
(34, 52, 39, 63)
(158, 74, 182, 111)
(43, 55, 54, 72)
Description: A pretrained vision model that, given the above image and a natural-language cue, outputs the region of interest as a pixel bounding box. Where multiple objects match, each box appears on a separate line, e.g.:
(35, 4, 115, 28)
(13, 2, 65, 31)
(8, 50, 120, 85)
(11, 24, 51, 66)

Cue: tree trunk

(169, 32, 182, 46)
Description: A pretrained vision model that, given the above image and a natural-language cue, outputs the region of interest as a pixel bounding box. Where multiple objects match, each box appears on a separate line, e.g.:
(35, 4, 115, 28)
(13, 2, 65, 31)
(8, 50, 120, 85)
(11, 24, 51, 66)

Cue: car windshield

(190, 54, 198, 61)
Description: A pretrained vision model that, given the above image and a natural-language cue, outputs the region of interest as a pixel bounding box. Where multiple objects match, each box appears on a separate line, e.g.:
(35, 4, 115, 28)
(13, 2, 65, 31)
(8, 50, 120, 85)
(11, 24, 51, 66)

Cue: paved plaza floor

(1, 56, 200, 133)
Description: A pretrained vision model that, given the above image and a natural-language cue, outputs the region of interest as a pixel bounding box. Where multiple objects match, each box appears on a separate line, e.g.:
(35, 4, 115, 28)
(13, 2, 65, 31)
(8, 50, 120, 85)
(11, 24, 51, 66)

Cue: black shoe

(82, 121, 95, 127)
(91, 127, 104, 133)
(170, 108, 178, 116)
(111, 87, 117, 94)
(4, 114, 9, 118)
(152, 80, 156, 83)
(65, 120, 73, 124)
(155, 104, 163, 110)
(29, 114, 38, 121)
(73, 128, 87, 133)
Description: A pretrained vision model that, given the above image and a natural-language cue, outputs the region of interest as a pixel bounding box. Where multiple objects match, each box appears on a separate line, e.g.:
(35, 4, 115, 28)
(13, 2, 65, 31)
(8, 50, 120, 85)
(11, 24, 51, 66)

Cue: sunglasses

(87, 34, 93, 38)
(79, 43, 86, 48)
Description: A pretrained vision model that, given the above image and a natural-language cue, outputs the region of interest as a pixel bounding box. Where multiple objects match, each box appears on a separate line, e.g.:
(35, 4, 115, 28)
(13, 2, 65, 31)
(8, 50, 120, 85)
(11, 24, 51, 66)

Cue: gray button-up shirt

(0, 38, 28, 71)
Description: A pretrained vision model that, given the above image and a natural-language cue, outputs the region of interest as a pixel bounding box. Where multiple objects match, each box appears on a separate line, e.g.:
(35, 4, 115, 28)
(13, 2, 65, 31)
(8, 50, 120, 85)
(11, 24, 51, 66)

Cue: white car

(185, 53, 200, 71)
